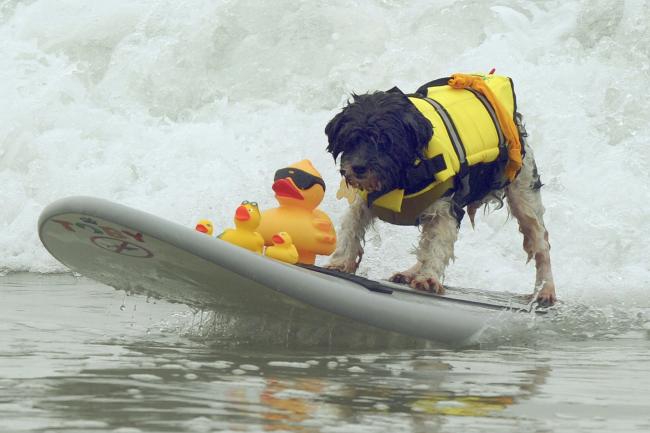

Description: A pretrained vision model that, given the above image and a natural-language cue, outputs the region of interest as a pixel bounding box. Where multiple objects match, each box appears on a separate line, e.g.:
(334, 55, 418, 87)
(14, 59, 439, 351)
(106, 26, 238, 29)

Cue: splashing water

(1, 0, 648, 314)
(1, 5, 650, 431)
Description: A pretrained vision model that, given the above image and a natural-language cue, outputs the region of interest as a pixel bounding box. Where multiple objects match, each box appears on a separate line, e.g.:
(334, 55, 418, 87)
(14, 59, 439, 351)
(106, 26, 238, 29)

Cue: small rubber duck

(257, 160, 336, 264)
(265, 232, 299, 264)
(194, 219, 214, 235)
(218, 200, 264, 254)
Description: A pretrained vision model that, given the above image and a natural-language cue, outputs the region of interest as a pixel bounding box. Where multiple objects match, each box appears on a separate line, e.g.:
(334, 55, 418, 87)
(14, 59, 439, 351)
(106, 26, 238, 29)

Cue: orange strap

(448, 73, 522, 181)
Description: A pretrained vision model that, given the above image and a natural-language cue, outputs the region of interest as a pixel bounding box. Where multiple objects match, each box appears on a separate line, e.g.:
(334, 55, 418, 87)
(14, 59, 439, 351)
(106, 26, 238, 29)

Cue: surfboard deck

(38, 196, 544, 346)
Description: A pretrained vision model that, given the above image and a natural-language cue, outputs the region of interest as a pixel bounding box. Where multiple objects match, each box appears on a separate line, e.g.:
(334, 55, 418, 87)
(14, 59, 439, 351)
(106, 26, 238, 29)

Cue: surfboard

(38, 196, 544, 346)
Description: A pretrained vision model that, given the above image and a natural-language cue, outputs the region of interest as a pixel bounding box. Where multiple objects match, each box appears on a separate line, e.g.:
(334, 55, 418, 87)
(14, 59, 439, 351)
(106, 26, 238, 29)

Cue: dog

(323, 74, 556, 305)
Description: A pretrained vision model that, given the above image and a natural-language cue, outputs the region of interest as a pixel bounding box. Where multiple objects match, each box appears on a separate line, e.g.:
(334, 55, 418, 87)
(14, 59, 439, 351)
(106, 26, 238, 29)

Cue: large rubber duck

(218, 200, 264, 254)
(257, 160, 336, 264)
(194, 219, 214, 235)
(265, 232, 299, 264)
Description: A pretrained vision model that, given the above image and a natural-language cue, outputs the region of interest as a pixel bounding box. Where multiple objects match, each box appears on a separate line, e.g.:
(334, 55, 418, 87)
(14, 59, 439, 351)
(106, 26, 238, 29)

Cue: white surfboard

(38, 196, 544, 346)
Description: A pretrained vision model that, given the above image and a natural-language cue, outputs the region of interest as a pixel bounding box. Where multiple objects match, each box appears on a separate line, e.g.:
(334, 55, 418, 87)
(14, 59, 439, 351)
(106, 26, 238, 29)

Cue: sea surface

(2, 274, 649, 432)
(1, 0, 649, 432)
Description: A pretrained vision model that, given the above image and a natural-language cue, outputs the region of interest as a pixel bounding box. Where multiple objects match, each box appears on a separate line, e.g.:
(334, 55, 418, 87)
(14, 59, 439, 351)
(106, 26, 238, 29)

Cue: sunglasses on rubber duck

(274, 168, 326, 191)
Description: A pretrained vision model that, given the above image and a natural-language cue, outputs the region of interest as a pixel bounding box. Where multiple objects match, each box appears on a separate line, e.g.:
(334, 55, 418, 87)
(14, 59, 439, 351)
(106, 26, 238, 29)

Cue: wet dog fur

(324, 91, 557, 305)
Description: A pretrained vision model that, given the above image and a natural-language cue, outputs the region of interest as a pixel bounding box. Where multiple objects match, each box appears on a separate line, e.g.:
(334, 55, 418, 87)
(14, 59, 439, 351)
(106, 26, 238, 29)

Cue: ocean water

(1, 0, 649, 431)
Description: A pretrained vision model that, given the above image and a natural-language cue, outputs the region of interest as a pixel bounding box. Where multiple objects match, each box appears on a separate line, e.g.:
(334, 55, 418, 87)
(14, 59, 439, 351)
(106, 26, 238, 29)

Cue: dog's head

(324, 90, 432, 194)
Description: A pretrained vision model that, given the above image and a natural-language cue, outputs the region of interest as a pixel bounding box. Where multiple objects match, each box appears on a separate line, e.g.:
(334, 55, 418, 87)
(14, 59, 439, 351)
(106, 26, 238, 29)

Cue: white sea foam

(0, 0, 648, 307)
(268, 361, 311, 369)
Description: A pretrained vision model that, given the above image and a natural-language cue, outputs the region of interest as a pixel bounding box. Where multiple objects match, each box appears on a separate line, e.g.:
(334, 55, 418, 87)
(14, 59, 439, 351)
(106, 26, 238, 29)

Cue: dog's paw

(389, 272, 414, 285)
(389, 263, 423, 285)
(410, 276, 445, 295)
(324, 259, 358, 274)
(523, 282, 557, 307)
(535, 283, 557, 306)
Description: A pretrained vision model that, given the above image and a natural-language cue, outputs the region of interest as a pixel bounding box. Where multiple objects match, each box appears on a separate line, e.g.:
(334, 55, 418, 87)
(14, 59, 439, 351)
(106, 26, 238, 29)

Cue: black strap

(366, 189, 383, 207)
(367, 155, 447, 203)
(415, 77, 452, 96)
(298, 264, 394, 294)
(403, 154, 447, 194)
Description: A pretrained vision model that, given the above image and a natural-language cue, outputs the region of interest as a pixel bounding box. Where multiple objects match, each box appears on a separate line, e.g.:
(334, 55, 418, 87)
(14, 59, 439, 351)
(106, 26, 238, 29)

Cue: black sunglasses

(274, 167, 326, 191)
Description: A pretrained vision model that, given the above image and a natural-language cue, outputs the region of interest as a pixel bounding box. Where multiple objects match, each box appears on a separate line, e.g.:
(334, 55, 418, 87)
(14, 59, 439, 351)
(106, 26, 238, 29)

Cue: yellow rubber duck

(194, 219, 214, 236)
(265, 232, 299, 264)
(218, 200, 264, 254)
(257, 160, 336, 264)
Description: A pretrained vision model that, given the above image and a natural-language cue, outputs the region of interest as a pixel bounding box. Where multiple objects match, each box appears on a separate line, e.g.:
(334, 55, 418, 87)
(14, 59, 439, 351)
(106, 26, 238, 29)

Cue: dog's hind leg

(390, 197, 459, 294)
(506, 148, 556, 305)
(326, 195, 374, 273)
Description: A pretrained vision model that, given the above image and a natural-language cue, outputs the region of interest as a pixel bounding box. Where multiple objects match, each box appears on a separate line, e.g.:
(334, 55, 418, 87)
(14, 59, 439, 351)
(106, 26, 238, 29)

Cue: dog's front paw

(389, 263, 423, 285)
(324, 258, 359, 274)
(410, 275, 445, 295)
(389, 271, 415, 285)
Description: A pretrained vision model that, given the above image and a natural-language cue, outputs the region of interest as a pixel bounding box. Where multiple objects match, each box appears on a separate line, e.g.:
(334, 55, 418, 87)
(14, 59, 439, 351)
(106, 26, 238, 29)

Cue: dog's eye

(352, 165, 367, 176)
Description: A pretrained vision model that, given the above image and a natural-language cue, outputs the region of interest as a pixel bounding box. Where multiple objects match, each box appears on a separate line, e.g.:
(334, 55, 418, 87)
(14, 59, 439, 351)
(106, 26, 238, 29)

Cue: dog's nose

(352, 165, 367, 176)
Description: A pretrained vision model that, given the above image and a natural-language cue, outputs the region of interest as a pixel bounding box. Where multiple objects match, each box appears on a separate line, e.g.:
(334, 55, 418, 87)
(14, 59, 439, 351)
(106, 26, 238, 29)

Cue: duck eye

(241, 200, 249, 205)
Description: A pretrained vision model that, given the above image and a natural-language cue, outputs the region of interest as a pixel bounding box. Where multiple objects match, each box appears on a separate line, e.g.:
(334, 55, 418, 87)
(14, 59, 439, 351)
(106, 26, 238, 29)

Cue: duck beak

(272, 234, 285, 244)
(195, 224, 208, 233)
(235, 206, 250, 221)
(272, 178, 304, 200)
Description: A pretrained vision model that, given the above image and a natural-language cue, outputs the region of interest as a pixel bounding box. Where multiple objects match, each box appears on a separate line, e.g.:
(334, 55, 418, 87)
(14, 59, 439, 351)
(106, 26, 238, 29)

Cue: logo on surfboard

(50, 217, 154, 258)
(90, 236, 153, 258)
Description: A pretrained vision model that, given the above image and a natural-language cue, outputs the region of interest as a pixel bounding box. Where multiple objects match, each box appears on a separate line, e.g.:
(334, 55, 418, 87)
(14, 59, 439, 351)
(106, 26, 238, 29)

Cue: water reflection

(27, 342, 552, 432)
(260, 378, 325, 430)
(3, 275, 647, 432)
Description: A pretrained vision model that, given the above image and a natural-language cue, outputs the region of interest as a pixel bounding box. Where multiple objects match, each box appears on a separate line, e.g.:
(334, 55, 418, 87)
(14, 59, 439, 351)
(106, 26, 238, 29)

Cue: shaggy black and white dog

(324, 90, 556, 305)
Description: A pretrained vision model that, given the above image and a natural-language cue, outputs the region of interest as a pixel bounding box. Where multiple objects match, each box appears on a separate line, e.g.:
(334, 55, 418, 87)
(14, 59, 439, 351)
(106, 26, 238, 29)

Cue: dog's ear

(401, 109, 432, 157)
(324, 107, 348, 161)
(382, 89, 432, 156)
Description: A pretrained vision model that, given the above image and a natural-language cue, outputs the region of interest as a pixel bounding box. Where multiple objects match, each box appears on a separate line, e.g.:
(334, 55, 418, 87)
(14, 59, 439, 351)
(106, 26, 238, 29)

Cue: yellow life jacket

(363, 73, 521, 226)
